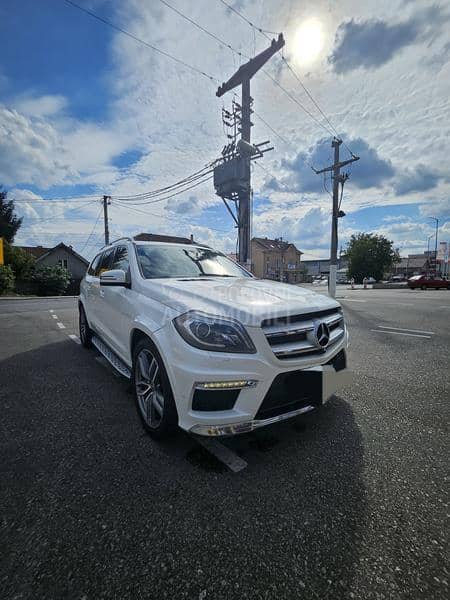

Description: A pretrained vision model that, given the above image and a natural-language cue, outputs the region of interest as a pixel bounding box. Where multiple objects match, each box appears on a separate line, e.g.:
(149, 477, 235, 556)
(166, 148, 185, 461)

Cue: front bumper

(153, 322, 351, 437)
(189, 363, 352, 436)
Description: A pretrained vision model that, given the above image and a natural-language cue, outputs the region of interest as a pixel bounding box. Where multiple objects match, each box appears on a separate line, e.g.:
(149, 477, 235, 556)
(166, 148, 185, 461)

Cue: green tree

(346, 233, 400, 283)
(0, 265, 15, 295)
(0, 187, 23, 243)
(4, 242, 35, 279)
(32, 265, 70, 296)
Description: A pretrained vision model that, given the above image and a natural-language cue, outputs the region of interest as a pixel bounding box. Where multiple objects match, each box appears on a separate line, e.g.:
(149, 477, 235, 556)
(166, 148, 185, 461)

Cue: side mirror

(100, 269, 130, 288)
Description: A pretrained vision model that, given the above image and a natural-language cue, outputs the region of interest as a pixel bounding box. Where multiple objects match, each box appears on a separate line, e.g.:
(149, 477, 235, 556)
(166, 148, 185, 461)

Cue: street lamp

(428, 217, 439, 275)
(427, 234, 435, 275)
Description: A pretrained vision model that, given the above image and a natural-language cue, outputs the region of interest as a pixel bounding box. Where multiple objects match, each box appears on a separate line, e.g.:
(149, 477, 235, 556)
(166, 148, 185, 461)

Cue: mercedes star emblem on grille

(315, 321, 330, 348)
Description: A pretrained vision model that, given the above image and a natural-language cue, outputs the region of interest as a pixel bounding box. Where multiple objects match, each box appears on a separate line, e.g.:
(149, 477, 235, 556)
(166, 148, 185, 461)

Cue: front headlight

(173, 311, 256, 353)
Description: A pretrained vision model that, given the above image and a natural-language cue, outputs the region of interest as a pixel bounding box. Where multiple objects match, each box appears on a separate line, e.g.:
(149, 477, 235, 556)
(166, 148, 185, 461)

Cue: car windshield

(136, 245, 252, 279)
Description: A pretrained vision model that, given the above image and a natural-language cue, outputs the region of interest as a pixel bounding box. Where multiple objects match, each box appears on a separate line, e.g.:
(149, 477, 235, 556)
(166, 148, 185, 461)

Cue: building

(19, 242, 89, 279)
(301, 256, 348, 278)
(251, 237, 304, 283)
(391, 252, 433, 278)
(18, 242, 89, 294)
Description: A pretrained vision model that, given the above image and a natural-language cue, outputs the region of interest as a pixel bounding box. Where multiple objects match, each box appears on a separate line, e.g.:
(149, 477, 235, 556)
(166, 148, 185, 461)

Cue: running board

(92, 335, 131, 379)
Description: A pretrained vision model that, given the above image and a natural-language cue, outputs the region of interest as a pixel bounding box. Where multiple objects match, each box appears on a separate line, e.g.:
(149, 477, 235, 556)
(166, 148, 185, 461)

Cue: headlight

(173, 311, 256, 353)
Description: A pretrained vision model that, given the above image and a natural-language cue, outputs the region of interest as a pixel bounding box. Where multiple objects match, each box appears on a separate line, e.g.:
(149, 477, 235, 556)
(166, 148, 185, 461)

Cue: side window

(110, 245, 129, 272)
(88, 254, 101, 276)
(96, 248, 115, 276)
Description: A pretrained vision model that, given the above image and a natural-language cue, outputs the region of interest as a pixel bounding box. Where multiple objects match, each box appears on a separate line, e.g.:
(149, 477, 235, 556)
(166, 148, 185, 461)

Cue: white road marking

(69, 334, 81, 345)
(57, 322, 66, 329)
(341, 299, 367, 303)
(52, 314, 58, 319)
(49, 309, 54, 313)
(378, 325, 435, 335)
(370, 329, 431, 339)
(439, 305, 450, 309)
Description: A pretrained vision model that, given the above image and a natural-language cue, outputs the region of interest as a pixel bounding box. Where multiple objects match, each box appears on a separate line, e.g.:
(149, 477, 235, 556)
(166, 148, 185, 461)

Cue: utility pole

(215, 34, 285, 268)
(428, 217, 439, 275)
(103, 195, 111, 245)
(314, 138, 359, 298)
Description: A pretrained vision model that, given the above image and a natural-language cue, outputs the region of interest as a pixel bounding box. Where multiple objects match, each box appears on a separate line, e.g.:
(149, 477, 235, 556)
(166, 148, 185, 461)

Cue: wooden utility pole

(103, 195, 111, 245)
(314, 138, 359, 298)
(216, 34, 285, 268)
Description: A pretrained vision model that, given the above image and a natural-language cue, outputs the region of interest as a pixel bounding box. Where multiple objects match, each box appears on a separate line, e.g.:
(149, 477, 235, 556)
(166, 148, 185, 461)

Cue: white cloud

(2, 0, 450, 257)
(14, 94, 68, 117)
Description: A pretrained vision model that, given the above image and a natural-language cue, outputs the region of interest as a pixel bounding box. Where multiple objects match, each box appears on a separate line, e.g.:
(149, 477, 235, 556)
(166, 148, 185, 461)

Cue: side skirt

(91, 335, 132, 379)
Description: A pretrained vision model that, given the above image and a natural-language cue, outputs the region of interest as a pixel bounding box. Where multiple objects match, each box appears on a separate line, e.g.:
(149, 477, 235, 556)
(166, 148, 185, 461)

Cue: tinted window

(88, 254, 101, 276)
(136, 245, 252, 279)
(111, 246, 129, 272)
(96, 248, 115, 276)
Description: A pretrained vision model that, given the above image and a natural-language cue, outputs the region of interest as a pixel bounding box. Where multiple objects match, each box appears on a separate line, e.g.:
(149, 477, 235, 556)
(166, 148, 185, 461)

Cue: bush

(32, 265, 70, 296)
(0, 264, 15, 295)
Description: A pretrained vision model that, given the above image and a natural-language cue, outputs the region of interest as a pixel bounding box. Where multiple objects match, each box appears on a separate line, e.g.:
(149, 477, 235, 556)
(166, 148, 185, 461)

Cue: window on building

(58, 258, 68, 269)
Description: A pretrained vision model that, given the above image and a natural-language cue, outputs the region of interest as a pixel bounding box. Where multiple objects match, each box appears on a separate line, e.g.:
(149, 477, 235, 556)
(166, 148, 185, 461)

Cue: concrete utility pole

(215, 34, 285, 267)
(103, 195, 111, 245)
(314, 138, 360, 298)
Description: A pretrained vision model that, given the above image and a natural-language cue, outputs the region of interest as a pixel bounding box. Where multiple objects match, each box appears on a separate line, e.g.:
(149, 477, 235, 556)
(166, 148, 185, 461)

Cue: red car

(407, 275, 450, 290)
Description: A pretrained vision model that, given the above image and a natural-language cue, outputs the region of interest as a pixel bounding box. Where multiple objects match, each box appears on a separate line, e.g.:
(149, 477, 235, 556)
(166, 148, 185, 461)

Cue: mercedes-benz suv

(79, 237, 350, 438)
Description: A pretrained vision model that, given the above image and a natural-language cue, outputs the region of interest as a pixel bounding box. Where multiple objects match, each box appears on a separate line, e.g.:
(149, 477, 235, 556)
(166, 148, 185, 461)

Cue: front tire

(79, 305, 92, 348)
(133, 338, 178, 439)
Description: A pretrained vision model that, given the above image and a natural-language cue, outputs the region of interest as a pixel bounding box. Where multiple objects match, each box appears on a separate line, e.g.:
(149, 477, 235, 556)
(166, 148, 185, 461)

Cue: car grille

(261, 307, 345, 360)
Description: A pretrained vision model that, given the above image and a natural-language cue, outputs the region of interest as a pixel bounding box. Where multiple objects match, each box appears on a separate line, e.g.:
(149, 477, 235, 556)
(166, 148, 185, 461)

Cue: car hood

(141, 277, 340, 327)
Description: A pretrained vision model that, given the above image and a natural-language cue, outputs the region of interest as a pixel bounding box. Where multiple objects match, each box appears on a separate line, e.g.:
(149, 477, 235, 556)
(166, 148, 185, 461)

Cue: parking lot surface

(0, 288, 449, 599)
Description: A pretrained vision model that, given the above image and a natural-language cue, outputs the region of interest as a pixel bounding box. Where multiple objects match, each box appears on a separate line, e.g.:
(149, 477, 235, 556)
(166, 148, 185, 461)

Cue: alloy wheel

(135, 349, 164, 429)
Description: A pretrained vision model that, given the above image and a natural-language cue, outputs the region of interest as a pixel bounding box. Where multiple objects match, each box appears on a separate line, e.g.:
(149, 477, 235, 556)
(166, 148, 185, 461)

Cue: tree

(4, 242, 35, 279)
(0, 265, 15, 295)
(0, 187, 23, 243)
(346, 233, 400, 283)
(32, 265, 70, 296)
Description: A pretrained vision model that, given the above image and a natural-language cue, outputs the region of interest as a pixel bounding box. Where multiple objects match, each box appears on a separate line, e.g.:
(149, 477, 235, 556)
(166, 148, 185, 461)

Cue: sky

(1, 0, 449, 260)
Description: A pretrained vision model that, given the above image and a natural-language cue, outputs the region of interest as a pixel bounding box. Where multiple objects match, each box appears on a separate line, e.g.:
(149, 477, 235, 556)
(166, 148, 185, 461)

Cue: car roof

(97, 239, 213, 254)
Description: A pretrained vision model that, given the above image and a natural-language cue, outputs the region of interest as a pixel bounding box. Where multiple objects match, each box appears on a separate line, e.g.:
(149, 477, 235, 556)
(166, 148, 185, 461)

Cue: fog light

(196, 380, 257, 390)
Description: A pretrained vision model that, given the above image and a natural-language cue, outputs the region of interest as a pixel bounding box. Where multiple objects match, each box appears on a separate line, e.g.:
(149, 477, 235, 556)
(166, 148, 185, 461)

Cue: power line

(80, 207, 104, 253)
(157, 0, 336, 139)
(113, 175, 213, 206)
(64, 0, 218, 83)
(112, 164, 215, 201)
(219, 0, 276, 38)
(111, 200, 234, 234)
(17, 200, 98, 225)
(217, 0, 351, 146)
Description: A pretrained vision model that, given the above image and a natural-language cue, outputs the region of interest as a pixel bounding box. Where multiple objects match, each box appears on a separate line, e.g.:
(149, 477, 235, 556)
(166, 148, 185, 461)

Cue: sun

(293, 19, 324, 65)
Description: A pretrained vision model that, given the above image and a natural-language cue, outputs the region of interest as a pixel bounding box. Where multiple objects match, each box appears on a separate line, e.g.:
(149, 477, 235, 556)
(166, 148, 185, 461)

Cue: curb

(0, 295, 79, 300)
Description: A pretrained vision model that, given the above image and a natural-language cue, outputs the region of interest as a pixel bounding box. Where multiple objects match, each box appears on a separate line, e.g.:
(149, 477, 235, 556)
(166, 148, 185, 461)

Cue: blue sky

(1, 0, 449, 258)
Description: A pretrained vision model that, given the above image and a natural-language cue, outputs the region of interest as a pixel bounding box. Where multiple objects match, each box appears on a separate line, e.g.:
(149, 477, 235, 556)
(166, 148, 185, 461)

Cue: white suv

(79, 238, 350, 438)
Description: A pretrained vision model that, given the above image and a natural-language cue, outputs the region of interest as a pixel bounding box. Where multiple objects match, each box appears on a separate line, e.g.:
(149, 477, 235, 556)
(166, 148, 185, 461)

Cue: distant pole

(429, 217, 439, 275)
(314, 138, 360, 298)
(103, 195, 111, 245)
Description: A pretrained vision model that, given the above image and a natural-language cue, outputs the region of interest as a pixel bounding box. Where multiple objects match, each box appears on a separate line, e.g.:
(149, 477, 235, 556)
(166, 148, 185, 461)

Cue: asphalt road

(0, 289, 448, 600)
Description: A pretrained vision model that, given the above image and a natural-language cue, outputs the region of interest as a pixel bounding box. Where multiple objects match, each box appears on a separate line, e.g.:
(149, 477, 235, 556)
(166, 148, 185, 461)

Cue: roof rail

(108, 237, 133, 245)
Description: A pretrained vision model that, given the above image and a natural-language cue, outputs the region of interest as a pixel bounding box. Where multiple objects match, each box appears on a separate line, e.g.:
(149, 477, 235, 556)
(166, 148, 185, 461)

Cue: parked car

(79, 238, 350, 439)
(407, 275, 450, 290)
